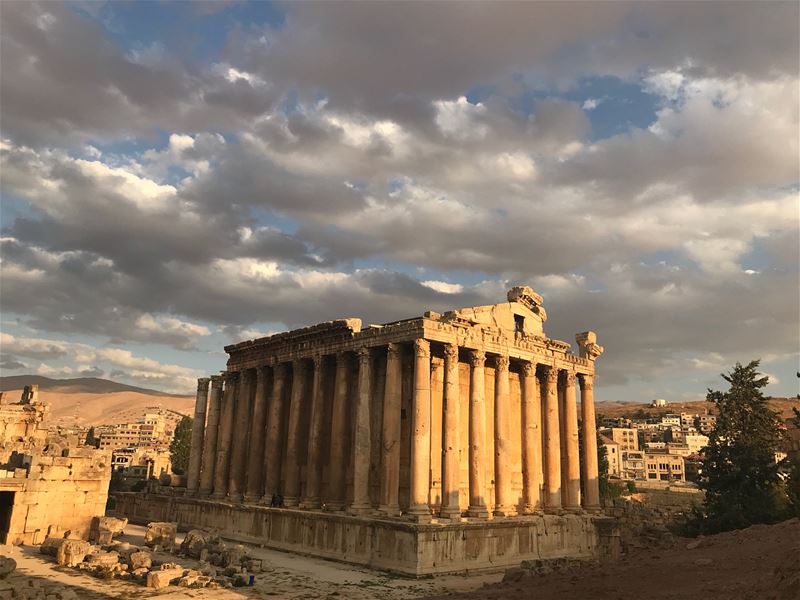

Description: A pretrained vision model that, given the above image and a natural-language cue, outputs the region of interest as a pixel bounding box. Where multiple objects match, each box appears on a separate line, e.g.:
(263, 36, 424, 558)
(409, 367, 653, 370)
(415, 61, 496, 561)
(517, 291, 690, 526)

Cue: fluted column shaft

(564, 372, 581, 510)
(520, 363, 542, 513)
(467, 349, 490, 518)
(198, 376, 223, 496)
(580, 374, 601, 511)
(408, 339, 431, 521)
(228, 369, 254, 502)
(187, 378, 210, 494)
(493, 355, 515, 516)
(439, 343, 461, 519)
(350, 348, 373, 514)
(542, 366, 562, 511)
(283, 360, 308, 507)
(379, 344, 402, 515)
(327, 353, 350, 510)
(262, 364, 288, 503)
(212, 372, 238, 498)
(301, 355, 326, 509)
(244, 367, 269, 503)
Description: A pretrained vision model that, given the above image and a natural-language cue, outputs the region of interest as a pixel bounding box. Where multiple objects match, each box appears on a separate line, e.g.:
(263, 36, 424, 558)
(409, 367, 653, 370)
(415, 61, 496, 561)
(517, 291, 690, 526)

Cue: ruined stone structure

(0, 390, 112, 544)
(116, 287, 605, 574)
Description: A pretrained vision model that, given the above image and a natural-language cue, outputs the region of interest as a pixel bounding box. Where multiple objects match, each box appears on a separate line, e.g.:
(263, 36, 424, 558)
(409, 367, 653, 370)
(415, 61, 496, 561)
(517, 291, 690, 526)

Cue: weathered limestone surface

(0, 394, 111, 546)
(114, 493, 599, 576)
(158, 286, 604, 574)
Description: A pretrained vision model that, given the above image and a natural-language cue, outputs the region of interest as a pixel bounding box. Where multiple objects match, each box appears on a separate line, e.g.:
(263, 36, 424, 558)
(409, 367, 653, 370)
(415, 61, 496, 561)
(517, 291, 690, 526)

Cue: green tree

(169, 416, 193, 475)
(695, 360, 789, 533)
(85, 426, 100, 448)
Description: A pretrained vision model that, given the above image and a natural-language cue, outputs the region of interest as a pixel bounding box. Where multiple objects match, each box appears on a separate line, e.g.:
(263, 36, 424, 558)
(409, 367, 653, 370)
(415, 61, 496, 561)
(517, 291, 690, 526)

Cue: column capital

(387, 342, 401, 359)
(443, 343, 458, 361)
(312, 353, 324, 368)
(210, 375, 224, 389)
(413, 338, 430, 358)
(495, 354, 509, 371)
(223, 371, 239, 383)
(520, 362, 536, 377)
(542, 365, 558, 384)
(579, 373, 594, 391)
(357, 346, 372, 364)
(565, 371, 577, 386)
(274, 362, 288, 380)
(197, 377, 210, 392)
(468, 349, 485, 367)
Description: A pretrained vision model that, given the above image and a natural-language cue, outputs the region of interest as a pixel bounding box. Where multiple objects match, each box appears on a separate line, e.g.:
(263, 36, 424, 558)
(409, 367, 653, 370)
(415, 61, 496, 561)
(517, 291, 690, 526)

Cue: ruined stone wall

(0, 445, 111, 545)
(113, 492, 599, 576)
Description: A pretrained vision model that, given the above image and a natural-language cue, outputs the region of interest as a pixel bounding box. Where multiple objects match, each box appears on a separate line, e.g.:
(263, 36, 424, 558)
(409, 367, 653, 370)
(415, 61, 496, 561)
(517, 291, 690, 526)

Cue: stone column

(302, 355, 326, 509)
(379, 343, 402, 516)
(228, 368, 254, 502)
(262, 363, 288, 503)
(212, 372, 238, 499)
(186, 377, 210, 494)
(520, 363, 542, 513)
(327, 352, 350, 511)
(198, 375, 223, 496)
(542, 366, 562, 511)
(467, 349, 490, 518)
(407, 339, 431, 522)
(439, 343, 461, 519)
(580, 374, 601, 512)
(563, 371, 581, 511)
(244, 367, 269, 503)
(283, 360, 308, 507)
(493, 355, 515, 516)
(350, 348, 373, 515)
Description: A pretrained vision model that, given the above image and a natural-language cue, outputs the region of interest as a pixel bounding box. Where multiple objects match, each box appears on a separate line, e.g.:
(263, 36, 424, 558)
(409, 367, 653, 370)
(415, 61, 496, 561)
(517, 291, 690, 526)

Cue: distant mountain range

(0, 375, 189, 398)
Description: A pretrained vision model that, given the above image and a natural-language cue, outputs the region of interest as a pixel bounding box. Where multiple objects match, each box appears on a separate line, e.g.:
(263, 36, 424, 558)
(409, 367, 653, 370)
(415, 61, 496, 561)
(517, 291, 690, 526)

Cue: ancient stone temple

(115, 286, 606, 575)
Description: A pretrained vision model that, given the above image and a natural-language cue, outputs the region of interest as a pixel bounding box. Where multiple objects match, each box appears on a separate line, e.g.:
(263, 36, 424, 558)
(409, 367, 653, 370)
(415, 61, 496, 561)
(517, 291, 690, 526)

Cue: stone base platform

(112, 492, 599, 576)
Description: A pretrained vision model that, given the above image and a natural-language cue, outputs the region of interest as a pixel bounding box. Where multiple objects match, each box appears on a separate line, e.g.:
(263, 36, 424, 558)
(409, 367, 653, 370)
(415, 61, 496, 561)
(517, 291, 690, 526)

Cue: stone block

(146, 567, 184, 589)
(180, 529, 211, 558)
(56, 540, 91, 567)
(0, 557, 15, 580)
(144, 522, 177, 550)
(129, 550, 152, 570)
(84, 551, 119, 567)
(39, 537, 65, 556)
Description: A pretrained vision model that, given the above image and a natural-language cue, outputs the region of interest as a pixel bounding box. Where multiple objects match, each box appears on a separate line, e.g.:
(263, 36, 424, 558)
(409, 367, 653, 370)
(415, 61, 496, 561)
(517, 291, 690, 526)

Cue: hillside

(596, 397, 799, 420)
(0, 375, 187, 397)
(0, 376, 195, 427)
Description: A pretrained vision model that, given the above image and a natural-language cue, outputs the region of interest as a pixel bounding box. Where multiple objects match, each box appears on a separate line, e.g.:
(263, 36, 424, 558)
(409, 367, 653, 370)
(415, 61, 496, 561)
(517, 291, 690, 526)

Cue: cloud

(0, 333, 201, 393)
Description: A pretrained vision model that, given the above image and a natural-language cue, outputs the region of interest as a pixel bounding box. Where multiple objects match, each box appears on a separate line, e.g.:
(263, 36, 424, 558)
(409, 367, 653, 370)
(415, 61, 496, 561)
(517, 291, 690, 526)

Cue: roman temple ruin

(115, 286, 607, 574)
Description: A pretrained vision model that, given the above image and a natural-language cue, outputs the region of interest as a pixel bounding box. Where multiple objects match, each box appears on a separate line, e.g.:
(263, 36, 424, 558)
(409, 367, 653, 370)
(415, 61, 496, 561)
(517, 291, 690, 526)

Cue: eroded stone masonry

(116, 287, 607, 575)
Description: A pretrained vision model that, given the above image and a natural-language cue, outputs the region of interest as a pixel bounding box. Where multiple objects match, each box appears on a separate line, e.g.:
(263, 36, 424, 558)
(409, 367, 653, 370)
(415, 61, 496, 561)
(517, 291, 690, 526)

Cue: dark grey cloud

(0, 358, 27, 371)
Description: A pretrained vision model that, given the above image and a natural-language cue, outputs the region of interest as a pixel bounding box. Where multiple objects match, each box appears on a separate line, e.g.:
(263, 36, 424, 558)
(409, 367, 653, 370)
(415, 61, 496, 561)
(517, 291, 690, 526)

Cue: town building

(621, 450, 646, 480)
(696, 414, 717, 434)
(115, 286, 606, 575)
(98, 412, 170, 450)
(645, 452, 685, 482)
(601, 427, 639, 452)
(684, 434, 709, 454)
(651, 398, 667, 407)
(0, 387, 110, 544)
(600, 434, 621, 477)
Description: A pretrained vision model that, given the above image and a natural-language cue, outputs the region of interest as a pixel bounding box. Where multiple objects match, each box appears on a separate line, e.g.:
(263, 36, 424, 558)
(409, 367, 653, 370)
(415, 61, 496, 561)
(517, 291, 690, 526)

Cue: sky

(0, 1, 798, 400)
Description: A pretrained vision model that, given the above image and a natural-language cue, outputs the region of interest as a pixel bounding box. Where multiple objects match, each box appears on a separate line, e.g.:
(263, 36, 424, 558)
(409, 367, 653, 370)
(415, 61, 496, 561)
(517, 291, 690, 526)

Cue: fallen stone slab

(147, 567, 185, 589)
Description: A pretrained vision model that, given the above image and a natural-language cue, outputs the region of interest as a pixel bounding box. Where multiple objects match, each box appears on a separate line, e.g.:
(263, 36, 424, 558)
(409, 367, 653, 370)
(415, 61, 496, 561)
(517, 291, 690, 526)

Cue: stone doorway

(0, 492, 14, 544)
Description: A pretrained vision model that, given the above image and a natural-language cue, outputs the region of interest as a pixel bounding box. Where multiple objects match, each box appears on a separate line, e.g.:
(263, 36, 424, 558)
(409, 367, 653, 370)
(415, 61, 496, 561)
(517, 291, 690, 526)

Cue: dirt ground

(424, 518, 800, 600)
(2, 524, 498, 599)
(4, 520, 798, 599)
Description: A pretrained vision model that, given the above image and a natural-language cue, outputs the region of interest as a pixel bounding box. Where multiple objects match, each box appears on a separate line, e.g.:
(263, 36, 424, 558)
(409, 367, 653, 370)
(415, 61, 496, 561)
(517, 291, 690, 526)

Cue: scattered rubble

(34, 521, 269, 592)
(0, 557, 16, 580)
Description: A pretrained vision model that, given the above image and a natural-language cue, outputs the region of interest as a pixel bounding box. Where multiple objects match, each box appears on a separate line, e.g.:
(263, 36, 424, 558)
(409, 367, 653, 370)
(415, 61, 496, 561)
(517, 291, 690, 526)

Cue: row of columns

(185, 339, 600, 519)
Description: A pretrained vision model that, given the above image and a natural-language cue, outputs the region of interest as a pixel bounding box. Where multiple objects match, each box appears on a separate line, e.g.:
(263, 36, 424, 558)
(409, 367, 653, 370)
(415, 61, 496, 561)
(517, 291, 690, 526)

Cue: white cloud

(421, 280, 464, 294)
